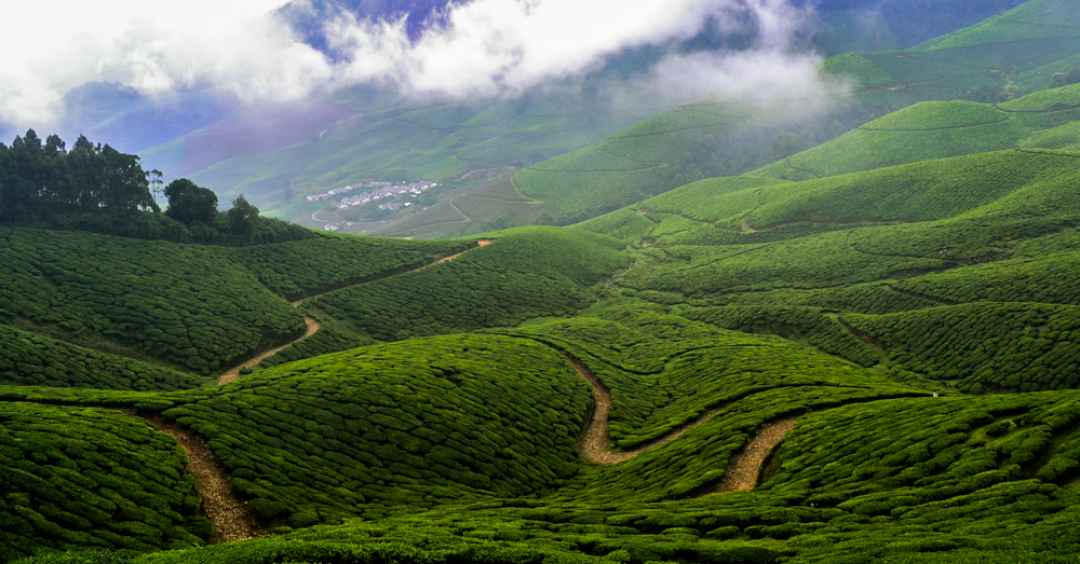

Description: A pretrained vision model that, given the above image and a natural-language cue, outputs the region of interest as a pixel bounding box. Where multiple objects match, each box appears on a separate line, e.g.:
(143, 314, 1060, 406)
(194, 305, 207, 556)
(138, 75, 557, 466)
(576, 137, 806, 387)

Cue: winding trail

(161, 239, 498, 540)
(559, 348, 927, 492)
(715, 418, 797, 493)
(218, 317, 321, 385)
(567, 351, 797, 475)
(142, 415, 262, 542)
(568, 352, 797, 468)
(217, 239, 495, 386)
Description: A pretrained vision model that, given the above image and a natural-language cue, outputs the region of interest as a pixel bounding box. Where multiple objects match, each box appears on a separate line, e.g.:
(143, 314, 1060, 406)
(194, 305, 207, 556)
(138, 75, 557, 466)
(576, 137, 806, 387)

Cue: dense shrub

(309, 228, 627, 342)
(0, 403, 207, 561)
(161, 334, 592, 525)
(0, 228, 304, 374)
(0, 325, 205, 390)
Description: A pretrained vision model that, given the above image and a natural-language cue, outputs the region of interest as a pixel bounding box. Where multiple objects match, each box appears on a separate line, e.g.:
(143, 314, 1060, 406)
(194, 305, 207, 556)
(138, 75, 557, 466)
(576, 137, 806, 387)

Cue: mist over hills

(4, 1, 1080, 562)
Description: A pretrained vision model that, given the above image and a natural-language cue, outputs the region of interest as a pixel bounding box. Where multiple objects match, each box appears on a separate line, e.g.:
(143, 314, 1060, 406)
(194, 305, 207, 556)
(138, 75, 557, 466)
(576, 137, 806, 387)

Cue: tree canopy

(0, 130, 311, 245)
(165, 179, 218, 225)
(0, 130, 158, 222)
(228, 195, 260, 236)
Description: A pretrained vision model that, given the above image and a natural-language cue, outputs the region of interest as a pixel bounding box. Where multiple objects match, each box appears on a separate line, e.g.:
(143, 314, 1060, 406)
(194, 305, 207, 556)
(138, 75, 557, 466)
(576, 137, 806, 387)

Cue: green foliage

(160, 334, 591, 525)
(847, 303, 1080, 392)
(0, 325, 205, 390)
(0, 403, 207, 561)
(308, 228, 627, 342)
(229, 234, 467, 300)
(0, 228, 304, 374)
(678, 306, 881, 368)
(0, 131, 313, 245)
(225, 196, 258, 237)
(164, 179, 217, 225)
(0, 131, 158, 223)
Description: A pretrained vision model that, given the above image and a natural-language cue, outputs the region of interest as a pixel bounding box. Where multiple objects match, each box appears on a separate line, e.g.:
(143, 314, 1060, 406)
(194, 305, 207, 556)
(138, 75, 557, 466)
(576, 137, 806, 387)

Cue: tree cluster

(0, 130, 158, 221)
(0, 130, 277, 243)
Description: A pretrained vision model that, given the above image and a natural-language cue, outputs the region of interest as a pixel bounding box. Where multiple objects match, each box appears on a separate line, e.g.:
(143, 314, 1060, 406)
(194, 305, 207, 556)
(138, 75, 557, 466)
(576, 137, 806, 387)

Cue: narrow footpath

(715, 418, 797, 493)
(216, 239, 494, 386)
(562, 350, 924, 493)
(173, 240, 497, 540)
(142, 415, 263, 542)
(218, 317, 321, 385)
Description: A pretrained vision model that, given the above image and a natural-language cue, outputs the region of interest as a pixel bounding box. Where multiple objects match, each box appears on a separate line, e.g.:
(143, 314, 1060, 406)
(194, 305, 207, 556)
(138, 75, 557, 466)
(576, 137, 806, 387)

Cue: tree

(0, 142, 11, 220)
(65, 136, 102, 210)
(7, 130, 45, 220)
(227, 195, 260, 236)
(165, 179, 218, 224)
(99, 145, 158, 213)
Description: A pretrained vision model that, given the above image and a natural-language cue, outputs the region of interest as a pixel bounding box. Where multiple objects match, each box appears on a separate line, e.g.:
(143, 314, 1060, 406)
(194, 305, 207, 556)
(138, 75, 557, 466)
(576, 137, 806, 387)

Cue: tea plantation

(0, 403, 207, 562)
(5, 2, 1080, 562)
(305, 228, 628, 343)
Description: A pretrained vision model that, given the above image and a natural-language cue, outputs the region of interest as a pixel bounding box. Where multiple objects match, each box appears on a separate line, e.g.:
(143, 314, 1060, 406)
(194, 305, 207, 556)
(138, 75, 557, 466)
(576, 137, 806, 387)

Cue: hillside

(4, 2, 1080, 563)
(128, 0, 1051, 237)
(514, 0, 1080, 227)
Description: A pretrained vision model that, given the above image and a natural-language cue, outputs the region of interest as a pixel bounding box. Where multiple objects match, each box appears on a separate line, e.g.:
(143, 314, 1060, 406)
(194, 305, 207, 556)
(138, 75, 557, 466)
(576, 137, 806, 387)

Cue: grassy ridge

(514, 103, 848, 225)
(847, 303, 1080, 392)
(0, 227, 470, 386)
(755, 87, 1080, 181)
(160, 334, 591, 527)
(229, 235, 467, 300)
(307, 228, 628, 342)
(62, 392, 1080, 564)
(0, 404, 206, 561)
(0, 228, 304, 375)
(0, 325, 205, 391)
(918, 0, 1080, 50)
(500, 315, 897, 449)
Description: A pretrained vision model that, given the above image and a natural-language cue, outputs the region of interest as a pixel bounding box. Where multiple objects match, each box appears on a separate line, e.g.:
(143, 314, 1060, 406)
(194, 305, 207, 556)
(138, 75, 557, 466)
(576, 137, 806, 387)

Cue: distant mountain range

(0, 0, 1029, 214)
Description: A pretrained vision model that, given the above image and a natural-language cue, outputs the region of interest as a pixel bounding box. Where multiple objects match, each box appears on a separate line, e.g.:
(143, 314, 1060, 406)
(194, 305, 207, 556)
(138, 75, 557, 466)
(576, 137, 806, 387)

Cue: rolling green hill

(513, 0, 1080, 227)
(5, 3, 1080, 563)
(0, 403, 207, 561)
(0, 227, 463, 385)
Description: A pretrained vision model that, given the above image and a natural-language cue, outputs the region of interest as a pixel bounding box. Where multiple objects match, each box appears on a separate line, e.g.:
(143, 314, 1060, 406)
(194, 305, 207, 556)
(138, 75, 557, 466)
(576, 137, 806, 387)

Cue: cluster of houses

(306, 180, 439, 210)
(309, 179, 442, 232)
(336, 180, 438, 210)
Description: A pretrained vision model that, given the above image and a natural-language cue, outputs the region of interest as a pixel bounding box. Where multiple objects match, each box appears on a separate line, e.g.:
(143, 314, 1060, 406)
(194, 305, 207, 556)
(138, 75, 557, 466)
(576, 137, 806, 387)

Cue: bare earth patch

(143, 416, 263, 543)
(565, 351, 797, 492)
(716, 418, 797, 493)
(218, 316, 321, 385)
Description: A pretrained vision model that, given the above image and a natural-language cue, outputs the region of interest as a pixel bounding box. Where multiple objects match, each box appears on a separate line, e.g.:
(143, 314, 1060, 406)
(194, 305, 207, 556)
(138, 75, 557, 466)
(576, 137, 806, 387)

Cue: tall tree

(65, 136, 101, 210)
(227, 195, 260, 237)
(165, 179, 218, 224)
(0, 142, 11, 220)
(8, 130, 45, 220)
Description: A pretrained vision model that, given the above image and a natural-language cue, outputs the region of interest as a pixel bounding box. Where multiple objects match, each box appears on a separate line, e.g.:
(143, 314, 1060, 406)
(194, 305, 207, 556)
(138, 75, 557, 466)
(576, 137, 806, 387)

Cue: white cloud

(631, 50, 851, 118)
(325, 0, 817, 98)
(0, 0, 845, 128)
(0, 1, 321, 126)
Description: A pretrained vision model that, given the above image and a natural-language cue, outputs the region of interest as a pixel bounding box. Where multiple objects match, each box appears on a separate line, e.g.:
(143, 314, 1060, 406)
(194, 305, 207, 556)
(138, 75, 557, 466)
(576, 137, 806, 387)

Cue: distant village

(307, 179, 439, 231)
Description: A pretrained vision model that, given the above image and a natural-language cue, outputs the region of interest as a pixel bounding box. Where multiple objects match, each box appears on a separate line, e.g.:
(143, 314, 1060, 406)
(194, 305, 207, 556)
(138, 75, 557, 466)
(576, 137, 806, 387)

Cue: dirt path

(431, 239, 494, 266)
(715, 418, 797, 493)
(142, 415, 262, 543)
(218, 316, 321, 385)
(568, 352, 790, 467)
(218, 240, 494, 385)
(562, 350, 925, 493)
